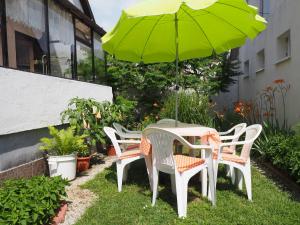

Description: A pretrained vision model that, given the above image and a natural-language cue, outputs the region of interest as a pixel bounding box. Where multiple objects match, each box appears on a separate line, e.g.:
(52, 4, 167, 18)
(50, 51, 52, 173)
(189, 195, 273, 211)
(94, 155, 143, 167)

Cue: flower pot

(77, 156, 91, 173)
(107, 145, 116, 156)
(48, 154, 77, 181)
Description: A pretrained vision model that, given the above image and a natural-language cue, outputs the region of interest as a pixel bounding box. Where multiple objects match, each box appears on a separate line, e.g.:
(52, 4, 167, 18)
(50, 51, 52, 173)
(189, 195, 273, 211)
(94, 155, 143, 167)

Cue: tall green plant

(61, 97, 134, 144)
(160, 92, 214, 127)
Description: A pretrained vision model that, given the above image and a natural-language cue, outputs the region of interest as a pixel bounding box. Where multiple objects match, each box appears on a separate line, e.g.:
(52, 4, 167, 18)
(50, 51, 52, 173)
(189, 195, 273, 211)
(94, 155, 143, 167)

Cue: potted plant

(40, 126, 88, 180)
(77, 147, 91, 173)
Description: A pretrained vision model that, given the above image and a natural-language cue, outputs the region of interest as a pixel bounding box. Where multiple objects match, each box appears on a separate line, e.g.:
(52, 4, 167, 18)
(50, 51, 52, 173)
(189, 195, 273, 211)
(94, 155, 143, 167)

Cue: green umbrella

(102, 0, 266, 124)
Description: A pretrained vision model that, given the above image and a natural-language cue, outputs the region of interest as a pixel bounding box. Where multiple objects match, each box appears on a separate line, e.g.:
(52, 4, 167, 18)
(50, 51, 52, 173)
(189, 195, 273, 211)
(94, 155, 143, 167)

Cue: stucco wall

(215, 0, 300, 126)
(0, 67, 113, 135)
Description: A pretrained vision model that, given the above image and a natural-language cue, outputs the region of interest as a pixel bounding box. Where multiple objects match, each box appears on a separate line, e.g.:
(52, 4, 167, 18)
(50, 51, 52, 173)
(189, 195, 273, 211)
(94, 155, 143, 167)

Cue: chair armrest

(219, 141, 248, 148)
(220, 135, 235, 141)
(117, 133, 142, 139)
(117, 140, 141, 144)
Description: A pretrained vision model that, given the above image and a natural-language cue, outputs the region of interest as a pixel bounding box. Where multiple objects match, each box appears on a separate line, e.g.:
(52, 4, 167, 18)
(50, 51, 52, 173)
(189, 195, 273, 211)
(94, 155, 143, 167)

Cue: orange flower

(274, 79, 285, 84)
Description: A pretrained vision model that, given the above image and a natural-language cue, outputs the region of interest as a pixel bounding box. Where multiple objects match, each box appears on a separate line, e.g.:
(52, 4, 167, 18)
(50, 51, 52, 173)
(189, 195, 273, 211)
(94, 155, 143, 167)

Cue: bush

(253, 130, 300, 183)
(160, 92, 214, 127)
(0, 176, 68, 225)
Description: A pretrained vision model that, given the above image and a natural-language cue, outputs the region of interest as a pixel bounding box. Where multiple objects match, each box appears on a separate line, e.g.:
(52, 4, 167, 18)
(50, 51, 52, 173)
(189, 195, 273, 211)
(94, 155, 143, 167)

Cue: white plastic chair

(215, 124, 262, 201)
(218, 123, 247, 179)
(219, 123, 247, 142)
(104, 127, 143, 192)
(113, 122, 142, 139)
(143, 128, 216, 218)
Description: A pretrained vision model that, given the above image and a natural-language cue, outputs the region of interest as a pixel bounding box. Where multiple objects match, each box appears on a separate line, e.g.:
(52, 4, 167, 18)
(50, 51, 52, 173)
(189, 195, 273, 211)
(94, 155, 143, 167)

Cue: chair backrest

(229, 123, 247, 152)
(103, 127, 123, 157)
(233, 123, 247, 137)
(240, 124, 262, 160)
(143, 128, 189, 174)
(157, 118, 177, 125)
(113, 123, 126, 135)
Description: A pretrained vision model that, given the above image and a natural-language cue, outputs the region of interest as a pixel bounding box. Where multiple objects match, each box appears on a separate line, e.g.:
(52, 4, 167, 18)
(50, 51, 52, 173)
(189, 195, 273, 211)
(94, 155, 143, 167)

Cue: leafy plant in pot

(61, 98, 110, 153)
(77, 147, 91, 173)
(40, 126, 88, 180)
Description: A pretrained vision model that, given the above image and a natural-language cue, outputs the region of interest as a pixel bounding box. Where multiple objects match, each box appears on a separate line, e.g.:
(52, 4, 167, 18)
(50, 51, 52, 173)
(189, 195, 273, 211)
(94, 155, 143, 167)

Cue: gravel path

(61, 156, 116, 225)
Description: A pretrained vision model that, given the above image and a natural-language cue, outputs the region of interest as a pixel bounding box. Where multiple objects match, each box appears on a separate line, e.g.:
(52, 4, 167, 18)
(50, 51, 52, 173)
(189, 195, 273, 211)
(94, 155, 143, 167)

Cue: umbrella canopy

(102, 0, 267, 123)
(102, 0, 266, 63)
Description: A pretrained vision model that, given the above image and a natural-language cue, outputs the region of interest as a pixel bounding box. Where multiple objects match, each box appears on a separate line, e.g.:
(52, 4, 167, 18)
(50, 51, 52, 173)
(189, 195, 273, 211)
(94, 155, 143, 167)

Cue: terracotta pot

(107, 145, 116, 156)
(52, 201, 68, 225)
(77, 156, 91, 173)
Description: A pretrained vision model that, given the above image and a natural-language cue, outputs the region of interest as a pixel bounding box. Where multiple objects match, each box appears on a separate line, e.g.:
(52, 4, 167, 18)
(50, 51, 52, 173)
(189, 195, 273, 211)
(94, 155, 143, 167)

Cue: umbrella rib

(141, 15, 165, 61)
(113, 17, 146, 54)
(181, 7, 215, 51)
(201, 9, 248, 38)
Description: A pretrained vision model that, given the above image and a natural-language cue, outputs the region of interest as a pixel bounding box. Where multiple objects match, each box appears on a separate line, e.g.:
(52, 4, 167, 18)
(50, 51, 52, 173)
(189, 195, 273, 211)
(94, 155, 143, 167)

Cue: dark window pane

(75, 19, 91, 45)
(6, 0, 48, 74)
(76, 41, 93, 82)
(94, 32, 105, 84)
(48, 0, 74, 78)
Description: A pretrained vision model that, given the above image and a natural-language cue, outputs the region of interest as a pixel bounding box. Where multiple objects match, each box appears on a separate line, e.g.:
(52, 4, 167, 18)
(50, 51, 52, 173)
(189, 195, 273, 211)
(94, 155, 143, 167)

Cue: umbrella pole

(175, 13, 179, 127)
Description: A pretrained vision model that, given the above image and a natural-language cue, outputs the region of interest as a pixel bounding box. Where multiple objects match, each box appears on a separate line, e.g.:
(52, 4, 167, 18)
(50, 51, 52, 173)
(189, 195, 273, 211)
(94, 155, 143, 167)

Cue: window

(68, 0, 84, 12)
(256, 49, 265, 72)
(75, 19, 93, 82)
(93, 32, 105, 83)
(244, 60, 250, 78)
(5, 0, 48, 74)
(259, 0, 270, 20)
(277, 30, 291, 62)
(48, 0, 74, 78)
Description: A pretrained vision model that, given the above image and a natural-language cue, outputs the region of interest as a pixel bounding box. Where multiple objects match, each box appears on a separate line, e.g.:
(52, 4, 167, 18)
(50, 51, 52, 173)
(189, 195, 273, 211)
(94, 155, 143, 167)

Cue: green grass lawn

(75, 160, 300, 225)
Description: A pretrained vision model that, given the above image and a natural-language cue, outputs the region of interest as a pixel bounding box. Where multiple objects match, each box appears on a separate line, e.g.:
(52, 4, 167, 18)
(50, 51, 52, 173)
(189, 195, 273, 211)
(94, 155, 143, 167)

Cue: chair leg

(230, 166, 236, 184)
(116, 162, 124, 192)
(244, 165, 252, 201)
(144, 157, 153, 191)
(235, 168, 243, 191)
(225, 165, 231, 177)
(214, 161, 219, 188)
(175, 176, 184, 218)
(152, 169, 159, 206)
(181, 179, 188, 218)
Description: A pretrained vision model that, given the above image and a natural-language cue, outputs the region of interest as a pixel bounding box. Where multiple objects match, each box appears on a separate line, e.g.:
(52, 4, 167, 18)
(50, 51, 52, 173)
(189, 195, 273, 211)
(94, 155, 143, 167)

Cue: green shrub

(160, 92, 214, 127)
(0, 176, 68, 225)
(253, 130, 300, 183)
(40, 126, 88, 156)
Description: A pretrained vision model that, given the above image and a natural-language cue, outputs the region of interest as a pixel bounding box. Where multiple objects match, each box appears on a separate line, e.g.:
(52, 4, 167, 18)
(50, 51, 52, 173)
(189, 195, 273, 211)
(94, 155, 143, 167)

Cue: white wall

(215, 0, 300, 126)
(0, 67, 113, 135)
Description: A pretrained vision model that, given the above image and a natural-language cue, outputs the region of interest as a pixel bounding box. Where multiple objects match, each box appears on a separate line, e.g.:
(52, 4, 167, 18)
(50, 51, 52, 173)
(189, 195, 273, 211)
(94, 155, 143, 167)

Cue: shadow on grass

(103, 160, 252, 214)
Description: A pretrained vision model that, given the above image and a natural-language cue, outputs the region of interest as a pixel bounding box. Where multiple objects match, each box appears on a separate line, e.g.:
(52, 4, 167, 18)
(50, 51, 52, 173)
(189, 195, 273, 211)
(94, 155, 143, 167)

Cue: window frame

(0, 0, 103, 85)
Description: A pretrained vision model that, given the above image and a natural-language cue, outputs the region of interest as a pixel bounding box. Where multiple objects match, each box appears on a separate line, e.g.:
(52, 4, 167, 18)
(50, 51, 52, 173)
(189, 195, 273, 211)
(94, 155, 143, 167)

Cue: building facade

(0, 0, 113, 179)
(216, 0, 300, 126)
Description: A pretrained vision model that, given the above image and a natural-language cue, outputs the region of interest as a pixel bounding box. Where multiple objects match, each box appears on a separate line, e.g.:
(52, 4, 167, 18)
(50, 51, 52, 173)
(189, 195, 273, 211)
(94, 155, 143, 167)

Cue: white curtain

(6, 0, 45, 32)
(48, 0, 74, 45)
